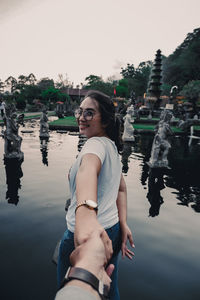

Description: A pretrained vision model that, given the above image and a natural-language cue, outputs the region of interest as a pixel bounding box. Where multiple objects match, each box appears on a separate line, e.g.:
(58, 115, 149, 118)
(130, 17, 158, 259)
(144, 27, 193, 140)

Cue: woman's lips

(79, 123, 89, 129)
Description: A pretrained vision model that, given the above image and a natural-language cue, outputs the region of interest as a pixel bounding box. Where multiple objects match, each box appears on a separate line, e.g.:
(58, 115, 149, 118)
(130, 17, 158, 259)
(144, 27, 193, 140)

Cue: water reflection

(147, 168, 165, 217)
(167, 137, 200, 213)
(4, 157, 23, 205)
(124, 135, 200, 215)
(121, 142, 133, 174)
(40, 137, 49, 166)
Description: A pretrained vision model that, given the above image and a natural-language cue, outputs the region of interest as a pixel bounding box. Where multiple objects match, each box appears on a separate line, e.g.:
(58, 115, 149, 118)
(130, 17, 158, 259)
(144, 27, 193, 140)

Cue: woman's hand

(74, 207, 113, 262)
(120, 223, 135, 259)
(70, 229, 114, 286)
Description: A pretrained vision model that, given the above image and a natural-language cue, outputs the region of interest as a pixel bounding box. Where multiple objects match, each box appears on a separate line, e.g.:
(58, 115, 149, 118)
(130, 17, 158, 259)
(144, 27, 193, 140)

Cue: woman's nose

(79, 112, 85, 121)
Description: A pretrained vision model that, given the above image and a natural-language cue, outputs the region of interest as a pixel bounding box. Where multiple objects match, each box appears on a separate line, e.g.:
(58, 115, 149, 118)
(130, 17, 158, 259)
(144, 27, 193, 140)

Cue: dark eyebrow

(79, 107, 96, 111)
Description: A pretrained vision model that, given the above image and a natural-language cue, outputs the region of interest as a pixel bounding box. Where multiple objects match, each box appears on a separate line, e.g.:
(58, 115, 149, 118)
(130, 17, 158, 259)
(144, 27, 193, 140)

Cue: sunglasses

(74, 108, 96, 121)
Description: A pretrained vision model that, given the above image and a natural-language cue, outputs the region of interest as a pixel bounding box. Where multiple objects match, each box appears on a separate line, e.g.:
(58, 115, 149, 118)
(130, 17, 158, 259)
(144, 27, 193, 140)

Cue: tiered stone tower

(148, 49, 162, 109)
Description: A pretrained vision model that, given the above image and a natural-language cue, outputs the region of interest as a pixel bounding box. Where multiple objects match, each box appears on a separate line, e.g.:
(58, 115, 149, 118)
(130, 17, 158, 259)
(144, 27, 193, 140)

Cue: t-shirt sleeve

(81, 137, 106, 165)
(55, 285, 97, 300)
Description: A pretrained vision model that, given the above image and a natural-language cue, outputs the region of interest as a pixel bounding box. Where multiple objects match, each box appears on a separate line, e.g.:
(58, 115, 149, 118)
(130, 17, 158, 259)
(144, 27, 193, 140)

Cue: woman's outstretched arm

(116, 174, 135, 259)
(75, 153, 113, 261)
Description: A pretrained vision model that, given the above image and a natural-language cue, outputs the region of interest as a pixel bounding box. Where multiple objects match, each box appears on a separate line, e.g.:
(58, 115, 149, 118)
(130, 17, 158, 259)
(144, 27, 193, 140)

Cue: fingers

(128, 232, 135, 248)
(121, 242, 126, 259)
(125, 248, 134, 260)
(106, 264, 115, 278)
(100, 230, 113, 262)
(101, 264, 115, 287)
(121, 239, 135, 259)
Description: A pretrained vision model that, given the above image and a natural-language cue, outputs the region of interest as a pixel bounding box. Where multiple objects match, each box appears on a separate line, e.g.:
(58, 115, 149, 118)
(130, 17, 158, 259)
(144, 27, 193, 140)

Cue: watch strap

(60, 267, 109, 299)
(75, 202, 98, 214)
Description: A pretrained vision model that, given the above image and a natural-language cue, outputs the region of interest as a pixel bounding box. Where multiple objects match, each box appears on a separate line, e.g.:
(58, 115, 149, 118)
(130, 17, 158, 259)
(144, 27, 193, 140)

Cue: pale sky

(0, 0, 199, 86)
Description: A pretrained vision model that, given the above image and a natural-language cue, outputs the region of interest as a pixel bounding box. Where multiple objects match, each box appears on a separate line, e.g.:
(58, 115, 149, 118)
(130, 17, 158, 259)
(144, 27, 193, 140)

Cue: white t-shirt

(66, 136, 122, 232)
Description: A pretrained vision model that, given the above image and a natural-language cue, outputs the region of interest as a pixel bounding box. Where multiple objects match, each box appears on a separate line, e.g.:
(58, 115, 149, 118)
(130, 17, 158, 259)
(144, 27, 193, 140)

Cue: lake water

(0, 119, 200, 300)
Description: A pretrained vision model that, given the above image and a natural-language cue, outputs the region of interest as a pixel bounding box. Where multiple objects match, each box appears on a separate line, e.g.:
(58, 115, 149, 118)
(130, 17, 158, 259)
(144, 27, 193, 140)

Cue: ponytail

(106, 114, 122, 153)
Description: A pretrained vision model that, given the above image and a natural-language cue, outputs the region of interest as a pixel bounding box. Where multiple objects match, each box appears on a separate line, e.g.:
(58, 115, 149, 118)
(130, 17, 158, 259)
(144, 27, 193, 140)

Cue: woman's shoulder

(87, 136, 115, 147)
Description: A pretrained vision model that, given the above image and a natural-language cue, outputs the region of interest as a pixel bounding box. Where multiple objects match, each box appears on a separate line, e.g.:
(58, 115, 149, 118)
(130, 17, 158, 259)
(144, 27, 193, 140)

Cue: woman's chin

(79, 128, 87, 136)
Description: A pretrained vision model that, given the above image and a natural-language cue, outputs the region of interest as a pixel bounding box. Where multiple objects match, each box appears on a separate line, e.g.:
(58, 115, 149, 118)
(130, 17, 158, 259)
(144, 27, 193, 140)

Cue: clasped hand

(71, 229, 114, 287)
(74, 210, 113, 263)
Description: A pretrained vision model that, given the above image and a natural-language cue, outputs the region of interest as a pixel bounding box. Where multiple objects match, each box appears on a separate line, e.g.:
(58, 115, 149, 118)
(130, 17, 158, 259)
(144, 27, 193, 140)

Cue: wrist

(60, 267, 109, 300)
(119, 220, 127, 226)
(66, 280, 100, 300)
(76, 205, 97, 217)
(74, 261, 101, 280)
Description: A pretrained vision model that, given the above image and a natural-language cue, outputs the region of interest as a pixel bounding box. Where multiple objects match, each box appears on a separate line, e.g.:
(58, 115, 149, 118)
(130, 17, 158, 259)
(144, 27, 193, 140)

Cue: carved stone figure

(39, 107, 49, 138)
(148, 110, 173, 168)
(4, 104, 24, 160)
(122, 106, 135, 142)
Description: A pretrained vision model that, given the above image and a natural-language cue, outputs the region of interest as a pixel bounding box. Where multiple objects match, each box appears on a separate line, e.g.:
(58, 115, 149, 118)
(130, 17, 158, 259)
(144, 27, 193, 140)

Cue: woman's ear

(102, 123, 107, 128)
(102, 120, 109, 129)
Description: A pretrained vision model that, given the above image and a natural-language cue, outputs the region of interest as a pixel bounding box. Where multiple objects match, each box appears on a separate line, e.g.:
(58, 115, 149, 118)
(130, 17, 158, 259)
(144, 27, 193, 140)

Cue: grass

(49, 116, 200, 133)
(49, 116, 78, 126)
(133, 123, 183, 133)
(2, 114, 199, 133)
(0, 111, 55, 124)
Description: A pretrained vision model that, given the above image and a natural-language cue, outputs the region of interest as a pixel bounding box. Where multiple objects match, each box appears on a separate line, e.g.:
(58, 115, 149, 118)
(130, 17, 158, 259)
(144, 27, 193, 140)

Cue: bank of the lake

(49, 116, 200, 135)
(0, 111, 56, 126)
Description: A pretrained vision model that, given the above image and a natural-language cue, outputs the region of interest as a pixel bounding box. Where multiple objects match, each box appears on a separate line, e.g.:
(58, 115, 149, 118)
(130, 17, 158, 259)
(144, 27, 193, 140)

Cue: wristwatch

(75, 199, 98, 214)
(60, 267, 109, 299)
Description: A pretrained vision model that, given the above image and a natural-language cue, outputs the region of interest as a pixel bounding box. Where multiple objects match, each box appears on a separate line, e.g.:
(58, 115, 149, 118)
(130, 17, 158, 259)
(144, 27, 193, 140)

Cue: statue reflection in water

(4, 157, 23, 205)
(121, 142, 133, 174)
(147, 168, 165, 217)
(40, 137, 49, 166)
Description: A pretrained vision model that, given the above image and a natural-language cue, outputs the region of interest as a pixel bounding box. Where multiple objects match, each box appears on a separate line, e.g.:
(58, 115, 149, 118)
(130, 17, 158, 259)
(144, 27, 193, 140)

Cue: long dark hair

(83, 90, 122, 152)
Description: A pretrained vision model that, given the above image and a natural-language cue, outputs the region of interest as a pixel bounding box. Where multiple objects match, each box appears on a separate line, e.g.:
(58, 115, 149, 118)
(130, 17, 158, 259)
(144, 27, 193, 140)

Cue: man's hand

(74, 207, 113, 262)
(71, 229, 114, 287)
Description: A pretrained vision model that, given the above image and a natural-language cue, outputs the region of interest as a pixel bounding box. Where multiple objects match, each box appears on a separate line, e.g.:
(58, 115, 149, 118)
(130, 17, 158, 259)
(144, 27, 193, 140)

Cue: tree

(37, 77, 55, 91)
(27, 73, 37, 85)
(84, 75, 114, 96)
(161, 83, 171, 96)
(5, 76, 17, 93)
(0, 79, 4, 95)
(121, 64, 135, 78)
(116, 79, 129, 98)
(15, 84, 41, 106)
(16, 75, 28, 91)
(120, 61, 152, 97)
(180, 80, 200, 114)
(41, 86, 68, 104)
(84, 75, 102, 87)
(55, 73, 69, 89)
(163, 27, 200, 89)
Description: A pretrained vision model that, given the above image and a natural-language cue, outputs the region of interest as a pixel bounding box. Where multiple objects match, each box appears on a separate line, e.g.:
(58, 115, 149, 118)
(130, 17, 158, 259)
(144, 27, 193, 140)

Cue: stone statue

(39, 107, 49, 138)
(4, 104, 24, 160)
(177, 116, 200, 146)
(148, 110, 173, 168)
(122, 106, 135, 142)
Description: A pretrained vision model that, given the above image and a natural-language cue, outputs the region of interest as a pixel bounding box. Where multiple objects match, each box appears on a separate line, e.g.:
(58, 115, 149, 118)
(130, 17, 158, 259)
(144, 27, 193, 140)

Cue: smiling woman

(57, 90, 134, 300)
